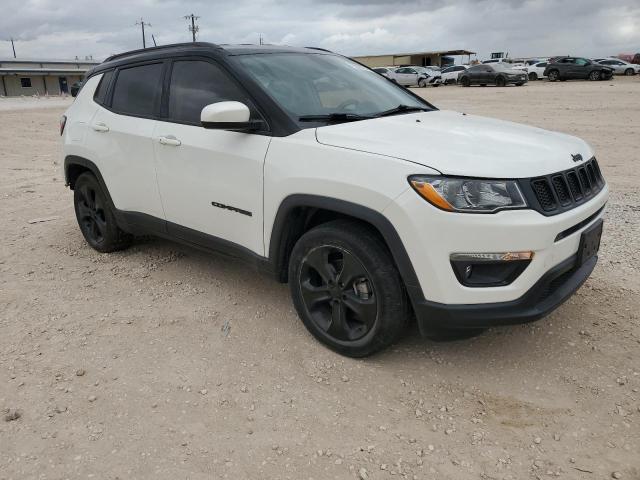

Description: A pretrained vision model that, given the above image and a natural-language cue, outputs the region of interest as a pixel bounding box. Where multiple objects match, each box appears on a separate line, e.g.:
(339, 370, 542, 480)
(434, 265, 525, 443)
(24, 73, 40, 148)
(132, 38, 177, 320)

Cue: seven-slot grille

(529, 158, 604, 214)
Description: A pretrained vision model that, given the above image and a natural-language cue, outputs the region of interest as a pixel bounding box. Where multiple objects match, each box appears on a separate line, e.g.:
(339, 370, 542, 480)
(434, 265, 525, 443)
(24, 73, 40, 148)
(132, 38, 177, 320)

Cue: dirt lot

(1, 78, 639, 480)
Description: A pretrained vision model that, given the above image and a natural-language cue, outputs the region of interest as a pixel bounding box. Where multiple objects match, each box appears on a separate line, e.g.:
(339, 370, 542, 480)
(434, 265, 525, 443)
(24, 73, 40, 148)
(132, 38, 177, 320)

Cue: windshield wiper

(298, 113, 373, 123)
(375, 104, 431, 117)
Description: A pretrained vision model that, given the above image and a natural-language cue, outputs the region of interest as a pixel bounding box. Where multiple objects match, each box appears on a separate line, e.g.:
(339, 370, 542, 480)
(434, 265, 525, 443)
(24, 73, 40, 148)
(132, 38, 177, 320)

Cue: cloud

(0, 0, 638, 61)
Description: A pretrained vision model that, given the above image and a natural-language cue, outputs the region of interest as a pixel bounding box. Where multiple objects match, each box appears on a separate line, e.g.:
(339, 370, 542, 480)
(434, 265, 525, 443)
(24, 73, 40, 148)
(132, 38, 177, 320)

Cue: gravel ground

(1, 78, 638, 480)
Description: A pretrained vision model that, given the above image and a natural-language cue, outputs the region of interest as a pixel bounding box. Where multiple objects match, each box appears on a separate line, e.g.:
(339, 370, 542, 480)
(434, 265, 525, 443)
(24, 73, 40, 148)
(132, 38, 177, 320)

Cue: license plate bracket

(577, 219, 603, 266)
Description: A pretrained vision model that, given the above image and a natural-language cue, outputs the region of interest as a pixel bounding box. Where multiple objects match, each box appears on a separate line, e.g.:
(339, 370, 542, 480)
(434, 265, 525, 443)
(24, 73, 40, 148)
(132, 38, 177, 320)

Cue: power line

(184, 13, 200, 42)
(135, 18, 151, 48)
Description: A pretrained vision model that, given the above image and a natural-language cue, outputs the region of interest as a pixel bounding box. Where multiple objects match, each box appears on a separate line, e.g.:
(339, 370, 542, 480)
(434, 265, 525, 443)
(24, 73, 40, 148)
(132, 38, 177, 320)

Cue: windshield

(235, 53, 431, 123)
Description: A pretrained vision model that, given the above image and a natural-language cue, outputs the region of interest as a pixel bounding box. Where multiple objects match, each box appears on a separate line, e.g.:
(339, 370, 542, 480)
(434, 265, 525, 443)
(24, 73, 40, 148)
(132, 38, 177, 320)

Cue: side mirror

(201, 101, 261, 131)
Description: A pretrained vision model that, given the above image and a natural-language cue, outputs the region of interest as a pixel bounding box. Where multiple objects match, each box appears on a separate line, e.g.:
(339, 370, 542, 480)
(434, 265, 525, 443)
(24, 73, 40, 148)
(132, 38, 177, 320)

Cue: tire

(515, 82, 524, 86)
(624, 68, 634, 76)
(589, 70, 601, 81)
(460, 76, 470, 87)
(547, 70, 559, 82)
(288, 220, 410, 357)
(73, 172, 132, 253)
(495, 76, 506, 87)
(528, 72, 538, 81)
(418, 78, 427, 88)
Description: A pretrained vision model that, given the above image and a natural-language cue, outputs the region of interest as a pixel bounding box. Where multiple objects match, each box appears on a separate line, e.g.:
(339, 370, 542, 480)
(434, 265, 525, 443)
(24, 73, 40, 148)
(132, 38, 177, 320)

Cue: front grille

(525, 157, 604, 215)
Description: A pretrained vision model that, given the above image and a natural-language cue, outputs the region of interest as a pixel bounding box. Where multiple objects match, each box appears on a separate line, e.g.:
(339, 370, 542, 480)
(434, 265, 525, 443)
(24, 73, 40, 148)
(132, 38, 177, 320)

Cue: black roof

(87, 42, 334, 78)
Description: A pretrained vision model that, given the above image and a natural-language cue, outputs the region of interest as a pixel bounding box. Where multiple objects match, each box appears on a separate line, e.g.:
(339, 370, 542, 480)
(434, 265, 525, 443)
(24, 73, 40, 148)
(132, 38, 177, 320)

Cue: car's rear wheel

(528, 72, 538, 81)
(624, 68, 634, 76)
(288, 220, 409, 357)
(460, 77, 470, 87)
(73, 172, 132, 253)
(547, 70, 559, 81)
(495, 76, 506, 87)
(589, 70, 601, 81)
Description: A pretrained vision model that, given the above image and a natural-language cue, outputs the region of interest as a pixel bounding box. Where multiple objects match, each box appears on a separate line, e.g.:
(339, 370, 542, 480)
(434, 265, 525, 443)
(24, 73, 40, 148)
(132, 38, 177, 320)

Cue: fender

(268, 194, 426, 306)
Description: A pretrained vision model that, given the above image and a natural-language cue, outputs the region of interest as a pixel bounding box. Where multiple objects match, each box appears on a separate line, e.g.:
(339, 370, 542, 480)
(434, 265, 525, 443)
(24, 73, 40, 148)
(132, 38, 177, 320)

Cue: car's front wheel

(288, 220, 409, 357)
(528, 72, 538, 81)
(418, 78, 427, 87)
(589, 70, 601, 81)
(624, 68, 635, 76)
(73, 172, 132, 253)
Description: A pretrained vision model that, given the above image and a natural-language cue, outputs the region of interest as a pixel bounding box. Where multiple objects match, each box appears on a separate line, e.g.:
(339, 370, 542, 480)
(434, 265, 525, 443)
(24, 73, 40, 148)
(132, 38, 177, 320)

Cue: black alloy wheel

(589, 70, 601, 81)
(548, 70, 559, 81)
(73, 172, 132, 253)
(495, 76, 506, 87)
(528, 72, 538, 81)
(288, 220, 409, 357)
(76, 182, 107, 245)
(299, 245, 377, 342)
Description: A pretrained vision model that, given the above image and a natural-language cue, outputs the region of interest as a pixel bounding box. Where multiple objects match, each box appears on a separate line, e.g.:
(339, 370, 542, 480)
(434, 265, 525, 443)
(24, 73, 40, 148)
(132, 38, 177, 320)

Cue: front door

(58, 76, 68, 93)
(152, 59, 271, 255)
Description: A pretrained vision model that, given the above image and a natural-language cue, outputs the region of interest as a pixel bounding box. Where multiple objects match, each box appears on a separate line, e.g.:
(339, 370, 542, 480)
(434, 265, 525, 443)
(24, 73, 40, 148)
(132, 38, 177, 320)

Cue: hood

(315, 110, 593, 178)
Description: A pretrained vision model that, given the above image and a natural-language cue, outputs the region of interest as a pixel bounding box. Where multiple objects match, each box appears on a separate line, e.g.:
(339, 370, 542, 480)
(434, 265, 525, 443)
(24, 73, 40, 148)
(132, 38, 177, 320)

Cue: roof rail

(305, 47, 333, 53)
(104, 42, 220, 63)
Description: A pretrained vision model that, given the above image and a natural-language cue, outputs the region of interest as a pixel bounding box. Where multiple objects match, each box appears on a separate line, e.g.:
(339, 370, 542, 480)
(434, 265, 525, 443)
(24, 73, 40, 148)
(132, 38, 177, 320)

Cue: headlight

(409, 176, 527, 213)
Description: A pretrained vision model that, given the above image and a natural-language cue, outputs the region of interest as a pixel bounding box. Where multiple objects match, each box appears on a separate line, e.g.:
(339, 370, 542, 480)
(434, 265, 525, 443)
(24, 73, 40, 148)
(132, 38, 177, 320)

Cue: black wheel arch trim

(269, 194, 424, 303)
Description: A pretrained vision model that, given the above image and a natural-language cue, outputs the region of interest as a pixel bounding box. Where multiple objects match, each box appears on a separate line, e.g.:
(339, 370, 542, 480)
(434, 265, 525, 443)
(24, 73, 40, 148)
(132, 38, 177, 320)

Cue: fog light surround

(450, 251, 533, 287)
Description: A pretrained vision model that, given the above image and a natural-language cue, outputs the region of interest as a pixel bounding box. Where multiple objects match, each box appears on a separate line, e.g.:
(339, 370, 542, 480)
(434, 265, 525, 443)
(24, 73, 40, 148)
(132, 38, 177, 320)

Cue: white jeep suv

(61, 43, 608, 357)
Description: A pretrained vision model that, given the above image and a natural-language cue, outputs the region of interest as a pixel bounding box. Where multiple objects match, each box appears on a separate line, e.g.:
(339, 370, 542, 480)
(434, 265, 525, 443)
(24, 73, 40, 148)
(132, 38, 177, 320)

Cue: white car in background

(524, 61, 549, 81)
(372, 67, 400, 82)
(393, 66, 441, 87)
(596, 58, 639, 76)
(440, 65, 469, 84)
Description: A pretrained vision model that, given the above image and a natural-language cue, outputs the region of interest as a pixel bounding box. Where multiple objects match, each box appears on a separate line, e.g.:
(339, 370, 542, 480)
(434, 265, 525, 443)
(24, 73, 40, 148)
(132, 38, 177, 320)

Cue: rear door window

(111, 63, 164, 117)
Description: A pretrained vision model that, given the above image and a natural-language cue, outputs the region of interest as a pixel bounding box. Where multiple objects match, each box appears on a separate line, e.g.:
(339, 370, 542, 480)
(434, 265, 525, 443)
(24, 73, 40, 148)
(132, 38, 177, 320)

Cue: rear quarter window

(93, 70, 114, 106)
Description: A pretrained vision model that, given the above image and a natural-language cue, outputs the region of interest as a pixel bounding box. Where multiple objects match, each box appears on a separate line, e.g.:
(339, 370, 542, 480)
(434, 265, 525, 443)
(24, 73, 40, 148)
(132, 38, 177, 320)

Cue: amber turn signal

(410, 179, 453, 211)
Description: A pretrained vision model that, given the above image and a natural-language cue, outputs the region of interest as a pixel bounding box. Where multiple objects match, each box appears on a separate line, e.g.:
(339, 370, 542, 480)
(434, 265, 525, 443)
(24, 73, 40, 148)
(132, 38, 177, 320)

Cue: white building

(0, 58, 99, 97)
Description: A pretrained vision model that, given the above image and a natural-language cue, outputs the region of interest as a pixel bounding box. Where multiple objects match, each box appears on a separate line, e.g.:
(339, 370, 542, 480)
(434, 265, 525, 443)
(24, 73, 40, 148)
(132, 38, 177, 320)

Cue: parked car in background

(459, 63, 527, 87)
(70, 80, 84, 97)
(596, 58, 639, 76)
(440, 65, 469, 84)
(544, 57, 614, 81)
(372, 67, 399, 82)
(524, 61, 548, 80)
(393, 66, 440, 87)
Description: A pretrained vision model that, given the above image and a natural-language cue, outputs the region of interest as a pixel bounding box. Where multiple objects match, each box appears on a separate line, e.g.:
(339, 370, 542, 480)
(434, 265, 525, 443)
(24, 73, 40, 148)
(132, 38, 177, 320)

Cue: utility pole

(135, 18, 151, 48)
(184, 13, 200, 42)
(10, 37, 16, 58)
(259, 34, 263, 45)
(151, 34, 158, 47)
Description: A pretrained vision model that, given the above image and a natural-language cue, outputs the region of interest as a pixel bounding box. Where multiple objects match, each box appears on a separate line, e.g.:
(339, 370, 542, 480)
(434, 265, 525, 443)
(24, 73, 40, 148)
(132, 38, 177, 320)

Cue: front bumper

(413, 253, 596, 331)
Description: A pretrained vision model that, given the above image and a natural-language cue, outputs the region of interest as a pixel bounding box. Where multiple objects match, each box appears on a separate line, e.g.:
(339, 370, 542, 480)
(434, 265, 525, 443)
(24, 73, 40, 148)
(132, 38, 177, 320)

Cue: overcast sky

(1, 0, 639, 62)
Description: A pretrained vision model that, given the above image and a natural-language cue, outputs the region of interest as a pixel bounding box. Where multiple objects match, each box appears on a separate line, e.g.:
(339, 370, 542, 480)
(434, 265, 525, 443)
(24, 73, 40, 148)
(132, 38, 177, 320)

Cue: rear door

(152, 58, 271, 255)
(88, 62, 166, 221)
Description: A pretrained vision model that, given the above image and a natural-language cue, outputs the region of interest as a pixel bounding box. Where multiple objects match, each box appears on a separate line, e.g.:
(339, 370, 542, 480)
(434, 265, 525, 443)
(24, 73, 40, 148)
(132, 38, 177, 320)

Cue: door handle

(92, 122, 109, 132)
(158, 135, 182, 147)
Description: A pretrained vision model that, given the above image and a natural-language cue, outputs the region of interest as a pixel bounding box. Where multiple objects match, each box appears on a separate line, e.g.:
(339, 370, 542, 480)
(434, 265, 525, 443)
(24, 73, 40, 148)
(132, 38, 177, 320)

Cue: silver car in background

(596, 58, 639, 76)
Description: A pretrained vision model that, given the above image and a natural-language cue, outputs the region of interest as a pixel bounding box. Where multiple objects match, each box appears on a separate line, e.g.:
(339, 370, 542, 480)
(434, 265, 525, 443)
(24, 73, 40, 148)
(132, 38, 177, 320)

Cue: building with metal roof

(351, 49, 476, 68)
(0, 58, 99, 97)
